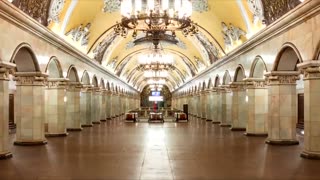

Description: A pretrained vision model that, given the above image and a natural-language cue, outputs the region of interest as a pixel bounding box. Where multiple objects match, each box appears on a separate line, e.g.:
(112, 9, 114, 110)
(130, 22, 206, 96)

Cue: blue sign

(151, 91, 161, 96)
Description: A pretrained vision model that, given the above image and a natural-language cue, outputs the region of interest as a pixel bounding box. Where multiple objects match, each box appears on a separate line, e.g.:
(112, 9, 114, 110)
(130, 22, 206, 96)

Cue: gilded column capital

(14, 72, 48, 86)
(298, 60, 320, 80)
(265, 71, 300, 85)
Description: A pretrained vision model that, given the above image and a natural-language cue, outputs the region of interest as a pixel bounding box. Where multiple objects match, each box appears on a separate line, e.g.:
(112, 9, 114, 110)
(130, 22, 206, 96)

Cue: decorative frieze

(46, 78, 68, 89)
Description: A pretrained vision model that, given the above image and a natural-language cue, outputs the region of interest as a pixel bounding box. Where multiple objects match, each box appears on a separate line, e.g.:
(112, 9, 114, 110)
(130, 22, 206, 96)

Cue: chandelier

(138, 44, 175, 70)
(114, 0, 198, 38)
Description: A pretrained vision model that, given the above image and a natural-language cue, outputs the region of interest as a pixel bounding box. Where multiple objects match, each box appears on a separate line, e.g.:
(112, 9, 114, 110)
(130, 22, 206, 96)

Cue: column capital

(47, 78, 69, 89)
(265, 71, 300, 85)
(243, 78, 266, 88)
(229, 82, 246, 91)
(298, 60, 320, 80)
(14, 72, 48, 86)
(0, 61, 15, 80)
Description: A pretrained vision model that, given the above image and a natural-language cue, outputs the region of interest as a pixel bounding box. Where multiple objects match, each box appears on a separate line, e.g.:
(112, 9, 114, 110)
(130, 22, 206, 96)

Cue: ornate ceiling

(10, 0, 302, 91)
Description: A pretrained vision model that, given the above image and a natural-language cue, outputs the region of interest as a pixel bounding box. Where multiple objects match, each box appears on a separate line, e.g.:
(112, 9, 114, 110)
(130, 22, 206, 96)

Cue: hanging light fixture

(114, 0, 198, 38)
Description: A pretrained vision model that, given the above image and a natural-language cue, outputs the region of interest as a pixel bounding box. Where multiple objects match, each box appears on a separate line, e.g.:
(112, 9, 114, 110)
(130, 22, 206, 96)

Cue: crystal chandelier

(114, 0, 198, 38)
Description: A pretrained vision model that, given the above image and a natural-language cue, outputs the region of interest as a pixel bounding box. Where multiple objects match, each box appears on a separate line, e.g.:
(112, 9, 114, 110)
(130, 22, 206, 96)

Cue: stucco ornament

(195, 31, 220, 64)
(192, 0, 209, 13)
(48, 0, 65, 23)
(65, 23, 91, 47)
(103, 0, 121, 13)
(247, 0, 264, 24)
(221, 22, 246, 49)
(92, 32, 118, 63)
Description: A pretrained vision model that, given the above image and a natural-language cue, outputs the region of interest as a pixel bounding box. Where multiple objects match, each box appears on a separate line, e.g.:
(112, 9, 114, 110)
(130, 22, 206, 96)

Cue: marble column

(192, 93, 197, 117)
(66, 82, 82, 131)
(105, 90, 112, 120)
(200, 91, 207, 120)
(14, 72, 48, 145)
(80, 85, 93, 127)
(110, 93, 116, 119)
(244, 78, 268, 136)
(298, 61, 320, 159)
(196, 93, 201, 118)
(229, 82, 247, 131)
(219, 85, 232, 127)
(92, 87, 101, 124)
(44, 78, 68, 137)
(265, 71, 300, 145)
(211, 88, 220, 124)
(100, 89, 107, 122)
(0, 61, 15, 159)
(205, 90, 212, 121)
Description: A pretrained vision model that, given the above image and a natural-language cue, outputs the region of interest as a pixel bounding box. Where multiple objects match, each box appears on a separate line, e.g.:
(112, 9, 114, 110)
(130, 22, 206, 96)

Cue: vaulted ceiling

(12, 0, 300, 91)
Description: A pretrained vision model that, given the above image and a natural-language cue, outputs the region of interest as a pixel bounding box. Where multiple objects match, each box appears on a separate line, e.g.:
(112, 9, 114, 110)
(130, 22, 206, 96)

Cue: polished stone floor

(0, 118, 320, 180)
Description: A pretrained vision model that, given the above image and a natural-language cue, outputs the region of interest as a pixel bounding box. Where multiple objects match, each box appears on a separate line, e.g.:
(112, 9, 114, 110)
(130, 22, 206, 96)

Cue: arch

(202, 81, 206, 90)
(45, 56, 63, 78)
(67, 65, 80, 82)
(100, 78, 105, 89)
(111, 82, 114, 91)
(81, 70, 91, 85)
(222, 71, 231, 85)
(214, 75, 220, 87)
(273, 43, 303, 71)
(92, 75, 98, 87)
(10, 43, 40, 72)
(207, 78, 213, 89)
(249, 56, 268, 78)
(233, 65, 246, 82)
(106, 81, 110, 90)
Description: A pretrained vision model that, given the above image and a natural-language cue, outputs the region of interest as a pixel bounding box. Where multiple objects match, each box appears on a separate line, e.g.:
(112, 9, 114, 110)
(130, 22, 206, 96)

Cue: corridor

(0, 119, 319, 180)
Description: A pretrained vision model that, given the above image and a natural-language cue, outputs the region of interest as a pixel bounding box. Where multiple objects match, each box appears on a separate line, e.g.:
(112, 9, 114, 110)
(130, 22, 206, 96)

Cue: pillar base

(301, 151, 320, 160)
(212, 121, 221, 124)
(206, 119, 212, 121)
(14, 140, 47, 146)
(0, 152, 13, 160)
(244, 132, 268, 137)
(266, 139, 299, 146)
(100, 119, 107, 122)
(81, 124, 93, 127)
(45, 132, 68, 137)
(106, 118, 112, 120)
(67, 128, 82, 131)
(231, 127, 246, 131)
(92, 121, 101, 124)
(220, 123, 231, 127)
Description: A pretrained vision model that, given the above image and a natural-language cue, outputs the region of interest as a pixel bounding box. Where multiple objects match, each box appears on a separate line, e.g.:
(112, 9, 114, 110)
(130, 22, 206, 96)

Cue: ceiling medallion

(114, 0, 198, 44)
